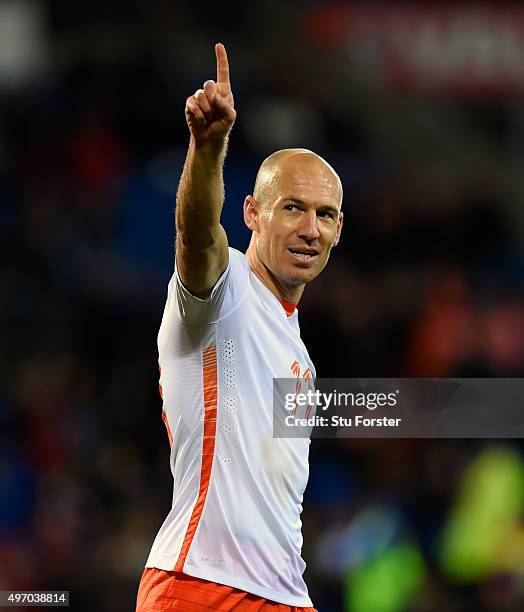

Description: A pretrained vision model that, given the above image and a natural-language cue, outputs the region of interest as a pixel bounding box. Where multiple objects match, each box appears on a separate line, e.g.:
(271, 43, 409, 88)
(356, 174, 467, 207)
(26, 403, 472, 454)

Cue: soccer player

(136, 43, 343, 611)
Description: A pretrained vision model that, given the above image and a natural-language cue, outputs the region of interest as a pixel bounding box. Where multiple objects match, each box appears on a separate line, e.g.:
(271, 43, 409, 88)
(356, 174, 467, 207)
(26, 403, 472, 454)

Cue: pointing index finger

(215, 42, 230, 87)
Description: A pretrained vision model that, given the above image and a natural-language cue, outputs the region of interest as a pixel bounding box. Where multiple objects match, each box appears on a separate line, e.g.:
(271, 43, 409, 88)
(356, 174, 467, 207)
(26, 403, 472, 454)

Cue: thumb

(212, 91, 234, 112)
(204, 79, 216, 99)
(212, 94, 236, 123)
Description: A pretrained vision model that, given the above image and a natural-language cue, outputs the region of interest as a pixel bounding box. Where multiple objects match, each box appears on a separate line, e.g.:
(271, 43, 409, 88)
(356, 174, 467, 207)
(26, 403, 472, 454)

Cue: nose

(297, 210, 320, 242)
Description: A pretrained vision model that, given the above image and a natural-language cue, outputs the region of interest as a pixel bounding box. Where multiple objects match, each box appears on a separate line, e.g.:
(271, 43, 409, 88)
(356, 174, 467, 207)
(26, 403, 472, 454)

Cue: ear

(333, 211, 344, 247)
(243, 195, 260, 232)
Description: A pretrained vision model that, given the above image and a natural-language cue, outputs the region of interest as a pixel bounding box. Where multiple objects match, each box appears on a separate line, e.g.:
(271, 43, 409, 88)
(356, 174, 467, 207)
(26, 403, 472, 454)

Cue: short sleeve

(166, 248, 249, 324)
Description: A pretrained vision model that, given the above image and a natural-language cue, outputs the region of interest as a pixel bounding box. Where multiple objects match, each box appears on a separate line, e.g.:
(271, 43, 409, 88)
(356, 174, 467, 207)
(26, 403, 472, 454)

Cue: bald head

(244, 148, 344, 301)
(253, 148, 343, 211)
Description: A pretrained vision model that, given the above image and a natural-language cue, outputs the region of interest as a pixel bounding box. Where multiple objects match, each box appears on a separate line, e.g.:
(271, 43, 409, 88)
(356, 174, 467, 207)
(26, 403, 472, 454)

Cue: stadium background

(1, 1, 524, 610)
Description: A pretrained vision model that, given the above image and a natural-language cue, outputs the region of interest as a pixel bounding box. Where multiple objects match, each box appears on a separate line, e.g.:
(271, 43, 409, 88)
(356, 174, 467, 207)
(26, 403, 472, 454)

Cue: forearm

(175, 136, 229, 247)
(175, 43, 234, 296)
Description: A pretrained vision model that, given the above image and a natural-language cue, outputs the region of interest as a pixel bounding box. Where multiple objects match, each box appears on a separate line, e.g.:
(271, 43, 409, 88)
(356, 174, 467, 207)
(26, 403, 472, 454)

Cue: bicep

(176, 224, 229, 299)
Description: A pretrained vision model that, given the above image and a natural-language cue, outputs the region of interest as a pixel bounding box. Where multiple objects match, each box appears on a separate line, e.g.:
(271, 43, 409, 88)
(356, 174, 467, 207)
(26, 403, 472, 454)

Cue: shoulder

(165, 247, 250, 324)
(228, 246, 248, 269)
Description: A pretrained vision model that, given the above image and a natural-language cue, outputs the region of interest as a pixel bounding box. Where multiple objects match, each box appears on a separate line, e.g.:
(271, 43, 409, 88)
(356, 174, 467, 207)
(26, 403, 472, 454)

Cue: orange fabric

(136, 568, 317, 612)
(279, 301, 297, 317)
(175, 344, 218, 572)
(161, 409, 173, 448)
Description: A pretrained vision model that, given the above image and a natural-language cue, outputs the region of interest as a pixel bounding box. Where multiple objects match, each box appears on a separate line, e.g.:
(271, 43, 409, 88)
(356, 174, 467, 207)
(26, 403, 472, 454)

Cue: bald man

(136, 44, 343, 612)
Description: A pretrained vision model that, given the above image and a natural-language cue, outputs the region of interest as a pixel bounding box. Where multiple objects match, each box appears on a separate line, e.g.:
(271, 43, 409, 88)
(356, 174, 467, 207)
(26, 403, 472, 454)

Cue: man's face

(249, 156, 343, 289)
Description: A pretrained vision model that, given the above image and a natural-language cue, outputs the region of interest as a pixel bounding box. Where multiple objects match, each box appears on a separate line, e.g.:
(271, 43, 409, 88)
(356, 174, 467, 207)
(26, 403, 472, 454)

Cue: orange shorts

(136, 568, 317, 612)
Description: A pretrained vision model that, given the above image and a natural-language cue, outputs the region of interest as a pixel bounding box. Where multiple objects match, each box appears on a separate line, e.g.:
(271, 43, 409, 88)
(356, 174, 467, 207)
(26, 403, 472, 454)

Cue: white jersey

(145, 247, 316, 607)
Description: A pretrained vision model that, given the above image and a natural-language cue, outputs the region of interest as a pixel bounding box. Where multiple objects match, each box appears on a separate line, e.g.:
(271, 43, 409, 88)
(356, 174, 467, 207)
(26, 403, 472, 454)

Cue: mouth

(287, 248, 320, 263)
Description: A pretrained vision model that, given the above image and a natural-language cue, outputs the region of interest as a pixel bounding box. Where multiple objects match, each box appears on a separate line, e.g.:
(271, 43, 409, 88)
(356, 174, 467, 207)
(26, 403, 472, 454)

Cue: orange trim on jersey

(280, 300, 298, 317)
(161, 409, 173, 447)
(136, 568, 318, 611)
(174, 343, 218, 572)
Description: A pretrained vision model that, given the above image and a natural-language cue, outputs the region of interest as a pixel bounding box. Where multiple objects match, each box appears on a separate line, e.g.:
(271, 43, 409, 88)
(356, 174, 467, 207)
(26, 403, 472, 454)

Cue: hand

(185, 43, 237, 148)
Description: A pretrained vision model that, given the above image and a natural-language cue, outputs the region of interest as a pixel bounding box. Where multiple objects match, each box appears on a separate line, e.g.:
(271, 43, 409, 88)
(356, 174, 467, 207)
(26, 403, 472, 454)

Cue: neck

(246, 243, 305, 303)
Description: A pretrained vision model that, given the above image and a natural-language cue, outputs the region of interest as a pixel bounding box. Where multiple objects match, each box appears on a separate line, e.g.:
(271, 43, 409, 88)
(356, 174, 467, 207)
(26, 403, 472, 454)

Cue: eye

(318, 210, 335, 219)
(284, 204, 299, 211)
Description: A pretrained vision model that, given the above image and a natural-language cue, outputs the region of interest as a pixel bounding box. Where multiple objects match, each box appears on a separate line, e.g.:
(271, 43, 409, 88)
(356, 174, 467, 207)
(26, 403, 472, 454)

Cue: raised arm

(176, 43, 236, 298)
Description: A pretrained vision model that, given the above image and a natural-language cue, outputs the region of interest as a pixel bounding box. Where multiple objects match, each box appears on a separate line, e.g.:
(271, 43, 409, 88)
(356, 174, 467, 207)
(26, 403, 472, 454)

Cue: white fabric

(145, 248, 315, 607)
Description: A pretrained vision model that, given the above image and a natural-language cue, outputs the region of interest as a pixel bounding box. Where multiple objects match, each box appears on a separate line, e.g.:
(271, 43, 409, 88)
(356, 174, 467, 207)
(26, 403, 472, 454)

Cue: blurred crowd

(1, 1, 524, 611)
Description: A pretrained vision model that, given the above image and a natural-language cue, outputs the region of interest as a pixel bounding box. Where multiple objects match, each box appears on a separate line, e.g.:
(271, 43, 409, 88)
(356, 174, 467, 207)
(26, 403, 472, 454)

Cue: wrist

(190, 134, 229, 158)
